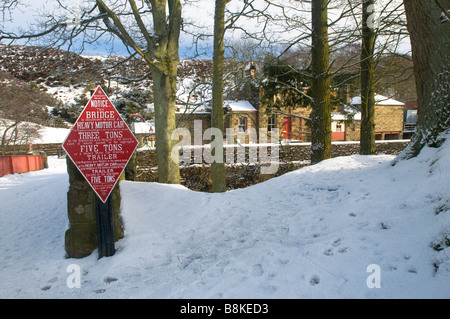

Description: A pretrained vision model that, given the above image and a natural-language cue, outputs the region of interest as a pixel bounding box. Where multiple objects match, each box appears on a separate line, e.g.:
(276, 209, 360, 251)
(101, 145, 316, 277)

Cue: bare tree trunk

(397, 0, 450, 161)
(360, 0, 376, 155)
(311, 0, 331, 164)
(211, 0, 227, 192)
(152, 65, 180, 184)
(148, 0, 182, 183)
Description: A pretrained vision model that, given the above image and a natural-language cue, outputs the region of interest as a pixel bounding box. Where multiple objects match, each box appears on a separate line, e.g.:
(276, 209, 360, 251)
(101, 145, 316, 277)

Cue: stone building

(169, 93, 405, 144)
(346, 94, 405, 140)
(255, 93, 405, 142)
(133, 58, 406, 144)
(224, 100, 259, 143)
(135, 92, 405, 145)
(258, 103, 312, 142)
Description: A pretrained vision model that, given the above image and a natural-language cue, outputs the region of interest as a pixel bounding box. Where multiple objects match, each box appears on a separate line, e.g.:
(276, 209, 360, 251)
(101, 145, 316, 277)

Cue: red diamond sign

(62, 86, 139, 203)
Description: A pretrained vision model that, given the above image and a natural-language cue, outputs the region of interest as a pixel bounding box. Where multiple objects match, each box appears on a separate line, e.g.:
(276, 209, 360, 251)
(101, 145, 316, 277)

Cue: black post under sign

(95, 196, 115, 258)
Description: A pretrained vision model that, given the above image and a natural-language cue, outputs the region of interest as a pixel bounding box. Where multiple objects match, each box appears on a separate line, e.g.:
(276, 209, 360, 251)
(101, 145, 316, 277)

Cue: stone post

(65, 157, 124, 258)
(125, 151, 136, 181)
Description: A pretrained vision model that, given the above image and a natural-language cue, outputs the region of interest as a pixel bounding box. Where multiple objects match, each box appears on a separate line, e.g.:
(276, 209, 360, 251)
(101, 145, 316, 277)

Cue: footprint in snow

(104, 276, 118, 283)
(309, 276, 320, 286)
(332, 238, 341, 246)
(407, 267, 418, 274)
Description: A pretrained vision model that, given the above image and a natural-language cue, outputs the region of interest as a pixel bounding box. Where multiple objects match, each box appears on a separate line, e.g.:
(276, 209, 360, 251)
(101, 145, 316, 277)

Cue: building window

(239, 117, 247, 132)
(267, 116, 276, 132)
(336, 123, 342, 132)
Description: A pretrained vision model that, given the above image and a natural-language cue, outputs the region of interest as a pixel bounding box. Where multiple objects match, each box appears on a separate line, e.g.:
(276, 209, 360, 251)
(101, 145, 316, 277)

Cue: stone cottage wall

(375, 105, 404, 133)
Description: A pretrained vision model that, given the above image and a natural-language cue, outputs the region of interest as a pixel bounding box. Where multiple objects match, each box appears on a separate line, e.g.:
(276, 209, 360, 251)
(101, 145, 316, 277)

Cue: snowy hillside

(0, 133, 449, 299)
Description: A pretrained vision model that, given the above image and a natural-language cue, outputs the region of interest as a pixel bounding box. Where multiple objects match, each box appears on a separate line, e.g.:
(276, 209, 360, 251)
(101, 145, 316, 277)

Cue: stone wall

(135, 140, 410, 191)
(176, 112, 211, 144)
(136, 140, 409, 167)
(375, 105, 404, 133)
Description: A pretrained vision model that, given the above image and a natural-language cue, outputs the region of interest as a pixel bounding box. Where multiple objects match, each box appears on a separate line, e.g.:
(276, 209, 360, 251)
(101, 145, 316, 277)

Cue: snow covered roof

(224, 100, 257, 112)
(331, 105, 361, 121)
(331, 113, 362, 121)
(175, 103, 211, 114)
(350, 94, 405, 106)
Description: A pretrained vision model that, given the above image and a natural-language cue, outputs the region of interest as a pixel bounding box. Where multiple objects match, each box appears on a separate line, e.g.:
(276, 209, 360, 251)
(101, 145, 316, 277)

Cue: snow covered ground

(0, 135, 449, 299)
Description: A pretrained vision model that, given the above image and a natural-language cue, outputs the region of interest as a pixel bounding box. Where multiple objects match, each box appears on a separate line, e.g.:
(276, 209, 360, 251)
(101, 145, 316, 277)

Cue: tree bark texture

(360, 0, 376, 155)
(152, 66, 180, 184)
(398, 0, 450, 160)
(150, 0, 182, 184)
(211, 0, 227, 192)
(311, 0, 332, 164)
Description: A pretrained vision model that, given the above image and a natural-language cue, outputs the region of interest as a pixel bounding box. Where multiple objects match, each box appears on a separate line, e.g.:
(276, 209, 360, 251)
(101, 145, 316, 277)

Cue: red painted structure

(0, 155, 44, 177)
(282, 117, 292, 140)
(331, 131, 346, 141)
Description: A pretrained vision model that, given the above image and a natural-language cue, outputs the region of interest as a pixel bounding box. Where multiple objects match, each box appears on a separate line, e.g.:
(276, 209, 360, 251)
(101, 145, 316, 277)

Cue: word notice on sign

(63, 86, 138, 203)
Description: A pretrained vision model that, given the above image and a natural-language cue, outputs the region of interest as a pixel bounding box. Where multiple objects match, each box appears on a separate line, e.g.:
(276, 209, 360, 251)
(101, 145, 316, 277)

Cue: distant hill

(0, 44, 104, 86)
(0, 44, 216, 95)
(0, 44, 216, 90)
(0, 44, 247, 125)
(0, 70, 56, 124)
